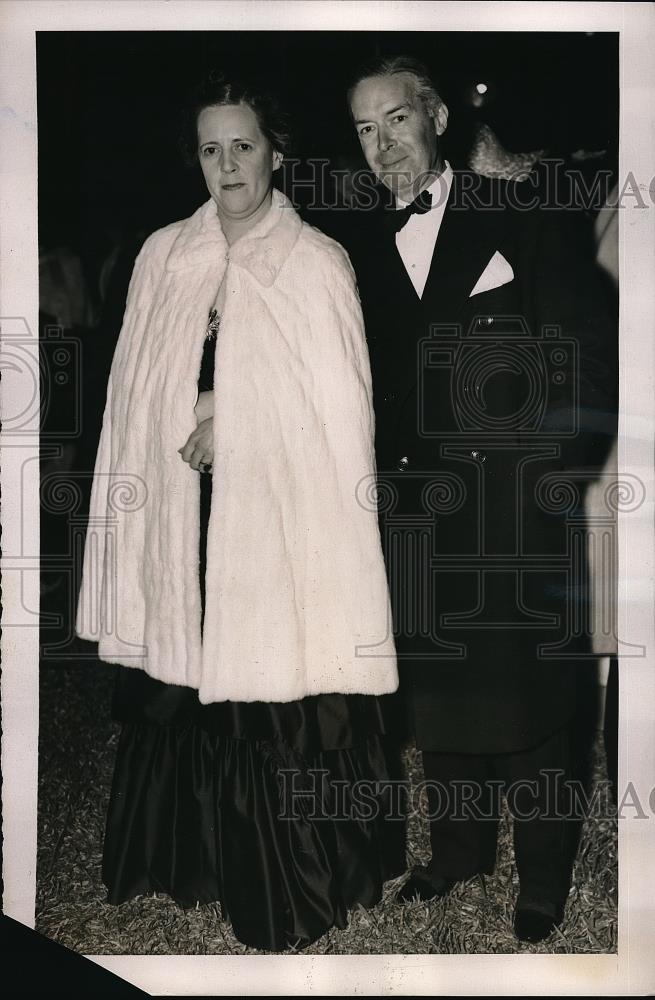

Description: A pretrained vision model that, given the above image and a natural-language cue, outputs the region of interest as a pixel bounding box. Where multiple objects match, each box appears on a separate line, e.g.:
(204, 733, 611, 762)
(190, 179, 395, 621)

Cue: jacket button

(470, 449, 487, 463)
(396, 456, 409, 471)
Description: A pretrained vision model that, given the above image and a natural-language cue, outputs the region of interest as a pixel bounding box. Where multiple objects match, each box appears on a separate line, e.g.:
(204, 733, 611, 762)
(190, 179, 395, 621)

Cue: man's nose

(377, 126, 396, 152)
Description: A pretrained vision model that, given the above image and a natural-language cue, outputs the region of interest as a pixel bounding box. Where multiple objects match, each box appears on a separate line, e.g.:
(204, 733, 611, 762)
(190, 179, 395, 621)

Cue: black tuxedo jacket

(340, 171, 617, 754)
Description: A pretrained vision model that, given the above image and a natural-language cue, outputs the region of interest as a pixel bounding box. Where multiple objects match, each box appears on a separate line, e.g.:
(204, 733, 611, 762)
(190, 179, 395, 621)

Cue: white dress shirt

(395, 162, 453, 299)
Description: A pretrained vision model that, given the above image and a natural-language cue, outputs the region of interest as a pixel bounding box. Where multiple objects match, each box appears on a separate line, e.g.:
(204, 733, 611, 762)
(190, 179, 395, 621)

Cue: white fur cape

(75, 189, 398, 703)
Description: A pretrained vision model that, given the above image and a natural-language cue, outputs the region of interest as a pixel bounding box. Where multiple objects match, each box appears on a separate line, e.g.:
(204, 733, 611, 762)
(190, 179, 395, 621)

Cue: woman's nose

(221, 150, 237, 173)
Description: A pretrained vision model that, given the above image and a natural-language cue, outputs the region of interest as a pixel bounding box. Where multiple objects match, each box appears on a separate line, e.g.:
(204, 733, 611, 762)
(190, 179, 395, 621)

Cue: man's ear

(272, 150, 284, 172)
(431, 101, 449, 137)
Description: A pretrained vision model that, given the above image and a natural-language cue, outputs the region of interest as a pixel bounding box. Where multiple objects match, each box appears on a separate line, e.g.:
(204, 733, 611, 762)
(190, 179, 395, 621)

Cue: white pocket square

(469, 250, 514, 297)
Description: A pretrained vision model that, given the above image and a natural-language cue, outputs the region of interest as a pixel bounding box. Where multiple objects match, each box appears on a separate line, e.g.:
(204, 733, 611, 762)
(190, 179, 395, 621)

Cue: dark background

(37, 30, 619, 246)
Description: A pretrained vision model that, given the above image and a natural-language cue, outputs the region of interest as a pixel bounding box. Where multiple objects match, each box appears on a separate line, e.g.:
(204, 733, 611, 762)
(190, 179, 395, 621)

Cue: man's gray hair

(347, 54, 444, 116)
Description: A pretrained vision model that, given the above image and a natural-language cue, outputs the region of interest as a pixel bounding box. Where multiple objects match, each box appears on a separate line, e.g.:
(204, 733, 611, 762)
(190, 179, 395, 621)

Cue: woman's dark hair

(180, 71, 291, 165)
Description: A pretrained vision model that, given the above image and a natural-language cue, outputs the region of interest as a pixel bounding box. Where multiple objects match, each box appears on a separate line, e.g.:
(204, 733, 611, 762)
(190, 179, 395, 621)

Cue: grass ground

(36, 660, 617, 955)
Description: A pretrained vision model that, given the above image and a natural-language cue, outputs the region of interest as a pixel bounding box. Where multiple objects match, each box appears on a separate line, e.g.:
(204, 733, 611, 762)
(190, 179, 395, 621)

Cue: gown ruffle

(102, 324, 406, 951)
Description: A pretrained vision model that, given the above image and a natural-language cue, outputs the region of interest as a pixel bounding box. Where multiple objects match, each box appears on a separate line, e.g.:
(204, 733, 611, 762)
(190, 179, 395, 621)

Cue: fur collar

(166, 188, 303, 288)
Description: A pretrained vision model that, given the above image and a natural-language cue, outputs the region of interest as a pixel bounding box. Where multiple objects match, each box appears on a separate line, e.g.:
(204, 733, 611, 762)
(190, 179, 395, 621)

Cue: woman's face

(197, 102, 282, 222)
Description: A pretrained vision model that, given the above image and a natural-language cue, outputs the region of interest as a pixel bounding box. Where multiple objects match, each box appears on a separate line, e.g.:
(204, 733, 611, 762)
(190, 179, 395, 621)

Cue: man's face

(350, 72, 448, 202)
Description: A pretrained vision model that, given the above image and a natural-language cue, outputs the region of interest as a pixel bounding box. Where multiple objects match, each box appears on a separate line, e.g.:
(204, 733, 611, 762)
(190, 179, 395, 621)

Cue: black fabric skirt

(102, 472, 407, 951)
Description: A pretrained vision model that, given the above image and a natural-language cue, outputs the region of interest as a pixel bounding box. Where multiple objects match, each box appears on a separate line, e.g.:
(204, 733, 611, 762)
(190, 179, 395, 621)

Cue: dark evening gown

(102, 314, 406, 952)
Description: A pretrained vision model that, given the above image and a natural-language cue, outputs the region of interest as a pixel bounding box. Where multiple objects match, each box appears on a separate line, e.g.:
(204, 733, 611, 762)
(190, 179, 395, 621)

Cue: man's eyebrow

(354, 102, 411, 125)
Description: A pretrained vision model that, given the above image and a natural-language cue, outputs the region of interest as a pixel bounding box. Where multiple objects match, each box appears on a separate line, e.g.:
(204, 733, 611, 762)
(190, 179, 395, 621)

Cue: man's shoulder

(450, 169, 541, 219)
(329, 208, 385, 274)
(300, 204, 379, 261)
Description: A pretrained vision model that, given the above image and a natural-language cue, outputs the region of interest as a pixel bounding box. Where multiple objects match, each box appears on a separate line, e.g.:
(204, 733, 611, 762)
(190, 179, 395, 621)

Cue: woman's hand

(194, 390, 214, 425)
(178, 418, 214, 472)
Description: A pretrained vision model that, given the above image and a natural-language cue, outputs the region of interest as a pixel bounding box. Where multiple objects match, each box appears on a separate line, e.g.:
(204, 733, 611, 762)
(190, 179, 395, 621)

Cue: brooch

(206, 308, 221, 341)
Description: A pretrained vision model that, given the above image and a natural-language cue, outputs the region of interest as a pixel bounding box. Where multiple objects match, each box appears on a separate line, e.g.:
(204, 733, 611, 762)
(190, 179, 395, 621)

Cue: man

(343, 55, 615, 943)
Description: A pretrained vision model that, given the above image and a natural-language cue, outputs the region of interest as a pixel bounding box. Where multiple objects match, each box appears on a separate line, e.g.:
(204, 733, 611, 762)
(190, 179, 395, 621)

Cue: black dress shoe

(514, 899, 564, 943)
(396, 869, 457, 903)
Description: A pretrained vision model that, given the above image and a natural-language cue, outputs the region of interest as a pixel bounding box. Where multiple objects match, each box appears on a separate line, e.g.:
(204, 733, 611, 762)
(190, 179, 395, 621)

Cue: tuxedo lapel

(420, 171, 504, 326)
(366, 216, 422, 382)
(379, 219, 421, 306)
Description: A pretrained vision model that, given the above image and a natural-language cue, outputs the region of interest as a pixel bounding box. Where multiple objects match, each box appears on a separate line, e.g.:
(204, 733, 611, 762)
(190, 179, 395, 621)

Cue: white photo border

(1, 1, 653, 995)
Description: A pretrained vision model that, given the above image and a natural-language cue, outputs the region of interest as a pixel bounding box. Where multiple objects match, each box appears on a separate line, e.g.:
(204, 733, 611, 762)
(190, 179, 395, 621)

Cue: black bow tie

(385, 189, 433, 233)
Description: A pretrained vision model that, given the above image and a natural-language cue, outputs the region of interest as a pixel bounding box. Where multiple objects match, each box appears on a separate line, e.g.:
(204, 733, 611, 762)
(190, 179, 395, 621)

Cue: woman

(75, 74, 405, 951)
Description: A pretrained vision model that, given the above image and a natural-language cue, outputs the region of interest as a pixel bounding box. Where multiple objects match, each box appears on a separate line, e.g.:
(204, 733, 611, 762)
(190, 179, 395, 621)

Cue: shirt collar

(395, 161, 453, 210)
